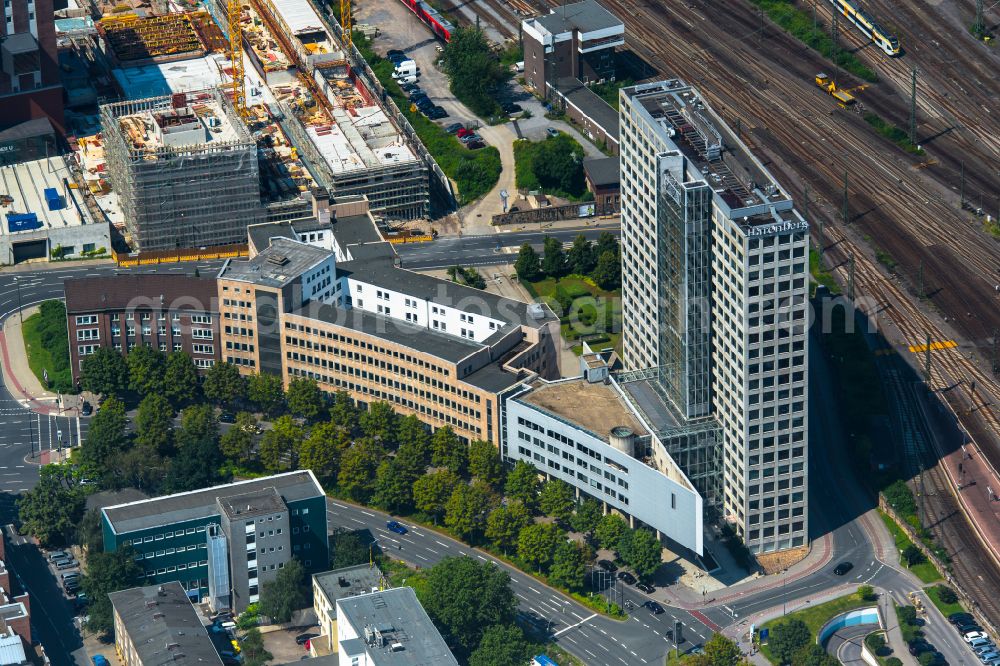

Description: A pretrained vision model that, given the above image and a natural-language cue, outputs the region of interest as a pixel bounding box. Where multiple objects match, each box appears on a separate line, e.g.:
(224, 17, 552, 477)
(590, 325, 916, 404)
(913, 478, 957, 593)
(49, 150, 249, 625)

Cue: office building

(64, 274, 221, 383)
(336, 587, 458, 665)
(217, 204, 559, 444)
(101, 471, 328, 611)
(0, 538, 32, 665)
(312, 565, 386, 654)
(109, 582, 222, 666)
(618, 80, 809, 554)
(0, 0, 64, 135)
(99, 90, 265, 251)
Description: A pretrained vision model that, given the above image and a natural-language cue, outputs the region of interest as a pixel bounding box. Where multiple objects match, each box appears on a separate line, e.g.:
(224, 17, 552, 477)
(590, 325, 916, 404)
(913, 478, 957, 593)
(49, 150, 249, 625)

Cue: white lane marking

(435, 540, 449, 547)
(414, 553, 429, 561)
(425, 548, 439, 555)
(552, 613, 597, 637)
(361, 510, 375, 517)
(350, 518, 364, 524)
(528, 586, 541, 595)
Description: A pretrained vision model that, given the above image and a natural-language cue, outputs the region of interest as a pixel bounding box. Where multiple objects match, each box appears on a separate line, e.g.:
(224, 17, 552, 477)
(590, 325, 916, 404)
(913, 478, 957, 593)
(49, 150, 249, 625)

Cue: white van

(393, 61, 418, 78)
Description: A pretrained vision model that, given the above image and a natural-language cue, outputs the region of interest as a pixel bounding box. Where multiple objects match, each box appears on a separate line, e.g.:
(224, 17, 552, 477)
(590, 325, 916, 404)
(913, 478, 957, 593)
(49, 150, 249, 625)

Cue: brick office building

(65, 274, 221, 383)
(1, 0, 65, 135)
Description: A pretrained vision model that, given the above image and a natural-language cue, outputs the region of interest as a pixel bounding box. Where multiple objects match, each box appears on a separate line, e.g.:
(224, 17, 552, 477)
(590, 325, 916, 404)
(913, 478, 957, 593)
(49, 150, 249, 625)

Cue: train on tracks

(829, 0, 900, 56)
(397, 0, 454, 42)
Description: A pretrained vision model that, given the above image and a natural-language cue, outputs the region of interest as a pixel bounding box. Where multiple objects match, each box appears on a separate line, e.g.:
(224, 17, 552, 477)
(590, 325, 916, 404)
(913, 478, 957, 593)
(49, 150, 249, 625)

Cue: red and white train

(396, 0, 454, 42)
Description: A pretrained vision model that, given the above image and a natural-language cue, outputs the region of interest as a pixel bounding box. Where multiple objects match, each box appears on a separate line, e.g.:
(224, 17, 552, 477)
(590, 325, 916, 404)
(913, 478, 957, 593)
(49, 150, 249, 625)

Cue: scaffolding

(100, 89, 265, 251)
(99, 12, 206, 63)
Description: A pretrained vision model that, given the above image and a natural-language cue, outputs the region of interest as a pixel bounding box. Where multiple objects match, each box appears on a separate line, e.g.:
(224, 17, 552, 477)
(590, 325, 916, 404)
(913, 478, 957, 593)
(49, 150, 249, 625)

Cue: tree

(431, 426, 467, 476)
(865, 633, 887, 655)
(886, 659, 903, 666)
(438, 27, 509, 117)
(260, 416, 305, 473)
(902, 544, 925, 566)
(421, 556, 516, 654)
(514, 243, 542, 282)
(704, 633, 743, 666)
(166, 404, 225, 492)
(359, 401, 399, 444)
(518, 522, 563, 573)
(83, 547, 142, 636)
(220, 412, 257, 464)
(80, 347, 129, 397)
(134, 393, 174, 456)
(570, 498, 603, 536)
(858, 584, 877, 601)
(17, 465, 84, 546)
(163, 352, 200, 406)
(329, 391, 358, 433)
(539, 479, 575, 522)
(395, 418, 430, 478)
(795, 643, 840, 666)
(372, 460, 415, 513)
(174, 403, 218, 450)
(468, 624, 532, 666)
(413, 469, 460, 523)
(444, 481, 494, 542)
(918, 651, 945, 666)
(533, 136, 586, 197)
(897, 605, 918, 626)
(595, 513, 629, 553)
(596, 231, 619, 260)
(468, 440, 503, 488)
(240, 627, 273, 666)
(79, 396, 129, 487)
(202, 361, 246, 406)
(298, 421, 343, 481)
(126, 344, 166, 396)
(549, 540, 586, 590)
(286, 377, 325, 422)
(935, 585, 958, 604)
(504, 460, 540, 511)
(77, 508, 105, 552)
(541, 236, 567, 277)
(619, 528, 662, 577)
(337, 438, 382, 502)
(485, 502, 532, 555)
(329, 529, 370, 569)
(768, 618, 810, 665)
(593, 250, 620, 290)
(247, 372, 286, 417)
(567, 234, 597, 276)
(258, 558, 308, 623)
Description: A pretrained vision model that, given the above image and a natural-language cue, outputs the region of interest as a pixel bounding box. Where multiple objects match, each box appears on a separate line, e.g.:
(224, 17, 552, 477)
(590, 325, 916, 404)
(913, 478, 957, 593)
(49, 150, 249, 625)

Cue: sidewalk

(0, 305, 77, 417)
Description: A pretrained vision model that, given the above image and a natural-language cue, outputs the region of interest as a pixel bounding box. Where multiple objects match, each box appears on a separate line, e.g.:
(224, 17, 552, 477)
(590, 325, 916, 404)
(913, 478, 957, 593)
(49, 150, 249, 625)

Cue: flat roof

(533, 0, 623, 35)
(618, 377, 680, 432)
(307, 106, 418, 175)
(269, 0, 326, 36)
(0, 156, 94, 233)
(102, 471, 324, 535)
(218, 488, 286, 521)
(112, 55, 228, 100)
(116, 98, 241, 150)
(108, 582, 222, 666)
(553, 78, 619, 142)
(64, 275, 218, 314)
(219, 237, 333, 288)
(584, 156, 620, 187)
(314, 564, 384, 612)
(517, 377, 648, 441)
(336, 587, 458, 666)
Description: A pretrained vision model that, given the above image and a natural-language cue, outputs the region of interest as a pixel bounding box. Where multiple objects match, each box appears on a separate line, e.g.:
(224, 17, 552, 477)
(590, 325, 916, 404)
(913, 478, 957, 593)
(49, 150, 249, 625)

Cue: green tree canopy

(248, 372, 285, 417)
(548, 540, 586, 591)
(570, 498, 603, 536)
(286, 378, 325, 422)
(240, 628, 273, 666)
(795, 643, 840, 666)
(768, 618, 810, 665)
(258, 558, 308, 623)
(504, 460, 540, 511)
(593, 250, 620, 290)
(514, 243, 542, 282)
(329, 529, 371, 569)
(533, 136, 586, 198)
(468, 440, 503, 488)
(541, 236, 567, 277)
(485, 501, 532, 555)
(421, 556, 516, 654)
(329, 391, 358, 433)
(77, 507, 105, 552)
(596, 231, 620, 259)
(298, 421, 344, 481)
(163, 351, 200, 406)
(80, 396, 129, 487)
(704, 633, 743, 666)
(444, 481, 494, 542)
(539, 478, 575, 522)
(260, 415, 305, 473)
(595, 513, 628, 552)
(468, 624, 532, 666)
(17, 465, 84, 546)
(80, 347, 129, 397)
(134, 392, 174, 456)
(220, 412, 257, 464)
(413, 469, 461, 522)
(395, 417, 431, 477)
(567, 234, 597, 275)
(619, 528, 662, 577)
(359, 401, 399, 444)
(202, 361, 246, 406)
(127, 344, 166, 396)
(83, 547, 142, 636)
(337, 438, 382, 502)
(438, 27, 509, 117)
(372, 459, 415, 513)
(517, 522, 563, 573)
(431, 426, 467, 475)
(166, 404, 225, 492)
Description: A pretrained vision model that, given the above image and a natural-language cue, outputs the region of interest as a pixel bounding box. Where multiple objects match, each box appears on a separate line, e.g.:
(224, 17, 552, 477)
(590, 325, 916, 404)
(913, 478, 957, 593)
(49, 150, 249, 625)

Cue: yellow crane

(228, 0, 248, 119)
(341, 0, 352, 48)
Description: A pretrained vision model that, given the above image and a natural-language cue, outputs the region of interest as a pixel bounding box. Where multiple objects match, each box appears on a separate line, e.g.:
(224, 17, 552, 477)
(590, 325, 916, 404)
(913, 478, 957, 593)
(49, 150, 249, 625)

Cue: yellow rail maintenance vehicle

(815, 73, 856, 107)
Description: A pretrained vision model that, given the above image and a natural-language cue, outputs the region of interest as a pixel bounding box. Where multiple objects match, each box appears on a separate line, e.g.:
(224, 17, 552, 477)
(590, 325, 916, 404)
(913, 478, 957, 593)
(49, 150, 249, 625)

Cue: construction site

(98, 90, 264, 250)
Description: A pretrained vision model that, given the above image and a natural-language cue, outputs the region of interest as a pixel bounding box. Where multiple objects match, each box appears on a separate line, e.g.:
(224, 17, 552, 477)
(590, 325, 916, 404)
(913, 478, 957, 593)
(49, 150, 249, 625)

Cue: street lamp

(13, 276, 22, 324)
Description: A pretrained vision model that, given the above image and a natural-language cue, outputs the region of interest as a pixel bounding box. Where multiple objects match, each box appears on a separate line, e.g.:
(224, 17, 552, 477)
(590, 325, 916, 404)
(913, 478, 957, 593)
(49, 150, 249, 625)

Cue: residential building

(101, 471, 328, 611)
(583, 156, 620, 213)
(217, 204, 559, 444)
(618, 80, 809, 554)
(312, 565, 385, 654)
(0, 537, 31, 665)
(336, 587, 458, 666)
(64, 274, 221, 384)
(0, 0, 64, 135)
(109, 582, 222, 666)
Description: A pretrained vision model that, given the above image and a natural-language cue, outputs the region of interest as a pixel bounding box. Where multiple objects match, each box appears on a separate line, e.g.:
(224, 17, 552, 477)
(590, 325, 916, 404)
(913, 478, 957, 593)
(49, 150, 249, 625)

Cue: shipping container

(6, 212, 42, 232)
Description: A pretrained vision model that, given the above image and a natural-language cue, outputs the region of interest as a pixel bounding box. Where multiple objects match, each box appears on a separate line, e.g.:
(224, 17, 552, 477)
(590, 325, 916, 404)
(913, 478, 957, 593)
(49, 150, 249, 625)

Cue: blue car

(386, 520, 408, 535)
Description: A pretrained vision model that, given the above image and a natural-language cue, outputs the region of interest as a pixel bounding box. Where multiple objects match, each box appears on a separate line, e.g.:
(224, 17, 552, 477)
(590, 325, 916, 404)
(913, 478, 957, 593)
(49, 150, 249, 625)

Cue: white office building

(618, 80, 809, 554)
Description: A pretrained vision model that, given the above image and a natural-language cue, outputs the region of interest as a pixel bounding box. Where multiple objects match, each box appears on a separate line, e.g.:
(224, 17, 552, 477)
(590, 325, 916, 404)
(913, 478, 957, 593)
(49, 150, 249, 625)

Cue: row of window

(517, 447, 631, 505)
(135, 543, 208, 560)
(144, 562, 206, 577)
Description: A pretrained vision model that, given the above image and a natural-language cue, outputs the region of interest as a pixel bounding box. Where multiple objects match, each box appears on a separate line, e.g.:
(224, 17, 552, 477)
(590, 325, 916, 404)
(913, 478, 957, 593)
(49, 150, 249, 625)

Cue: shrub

(935, 585, 958, 604)
(858, 584, 877, 601)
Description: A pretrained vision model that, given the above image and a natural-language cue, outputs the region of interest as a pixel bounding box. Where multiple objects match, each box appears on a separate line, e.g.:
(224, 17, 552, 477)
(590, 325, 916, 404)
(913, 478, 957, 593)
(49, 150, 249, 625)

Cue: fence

(491, 201, 618, 226)
(112, 243, 248, 267)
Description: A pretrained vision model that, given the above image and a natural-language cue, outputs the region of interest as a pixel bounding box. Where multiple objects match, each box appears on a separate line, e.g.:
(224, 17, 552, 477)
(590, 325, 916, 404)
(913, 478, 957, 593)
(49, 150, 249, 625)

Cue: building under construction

(100, 89, 264, 251)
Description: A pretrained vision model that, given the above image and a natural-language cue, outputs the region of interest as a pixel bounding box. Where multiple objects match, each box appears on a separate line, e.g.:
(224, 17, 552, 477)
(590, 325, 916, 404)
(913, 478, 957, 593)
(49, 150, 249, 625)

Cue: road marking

(414, 553, 428, 561)
(599, 643, 610, 652)
(425, 547, 439, 555)
(435, 540, 449, 547)
(528, 586, 541, 595)
(350, 518, 365, 524)
(585, 649, 597, 659)
(553, 613, 597, 637)
(565, 636, 577, 644)
(599, 629, 608, 635)
(331, 502, 348, 509)
(476, 554, 488, 561)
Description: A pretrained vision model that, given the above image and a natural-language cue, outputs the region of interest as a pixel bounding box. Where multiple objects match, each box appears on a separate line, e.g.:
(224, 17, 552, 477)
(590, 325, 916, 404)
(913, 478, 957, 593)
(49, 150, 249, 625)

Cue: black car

(401, 83, 420, 93)
(501, 102, 523, 114)
(218, 411, 236, 424)
(81, 401, 93, 416)
(644, 601, 665, 615)
(597, 559, 617, 573)
(617, 571, 637, 585)
(950, 612, 976, 626)
(444, 122, 464, 134)
(295, 633, 318, 646)
(426, 106, 448, 119)
(833, 561, 853, 576)
(386, 49, 405, 58)
(636, 583, 655, 594)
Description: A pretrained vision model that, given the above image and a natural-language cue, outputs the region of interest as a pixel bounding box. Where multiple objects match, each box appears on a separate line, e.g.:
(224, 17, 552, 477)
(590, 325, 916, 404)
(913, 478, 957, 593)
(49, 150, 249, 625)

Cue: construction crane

(341, 0, 352, 48)
(228, 0, 248, 118)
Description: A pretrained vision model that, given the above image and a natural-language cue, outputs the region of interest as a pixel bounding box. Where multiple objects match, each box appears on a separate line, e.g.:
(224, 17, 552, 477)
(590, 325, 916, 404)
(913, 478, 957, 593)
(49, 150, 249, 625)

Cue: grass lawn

(878, 510, 942, 584)
(809, 247, 840, 296)
(22, 307, 73, 393)
(522, 275, 622, 356)
(924, 585, 964, 618)
(759, 591, 873, 663)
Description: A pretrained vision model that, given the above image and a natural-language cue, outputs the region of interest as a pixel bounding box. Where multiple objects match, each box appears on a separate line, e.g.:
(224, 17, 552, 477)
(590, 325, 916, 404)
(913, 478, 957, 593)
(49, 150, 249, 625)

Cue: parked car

(396, 75, 418, 86)
(833, 562, 853, 575)
(61, 572, 80, 582)
(295, 633, 318, 645)
(56, 559, 79, 570)
(546, 127, 560, 137)
(81, 402, 93, 416)
(93, 656, 110, 666)
(444, 122, 464, 134)
(962, 623, 986, 634)
(218, 412, 236, 424)
(978, 651, 1000, 663)
(616, 571, 637, 585)
(426, 106, 447, 119)
(48, 551, 68, 561)
(458, 133, 481, 144)
(597, 559, 617, 573)
(401, 83, 420, 93)
(970, 639, 994, 649)
(456, 127, 474, 138)
(965, 631, 991, 643)
(974, 645, 997, 656)
(636, 583, 655, 594)
(500, 102, 523, 115)
(386, 49, 406, 58)
(643, 601, 664, 615)
(466, 139, 485, 150)
(950, 613, 976, 625)
(386, 520, 408, 535)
